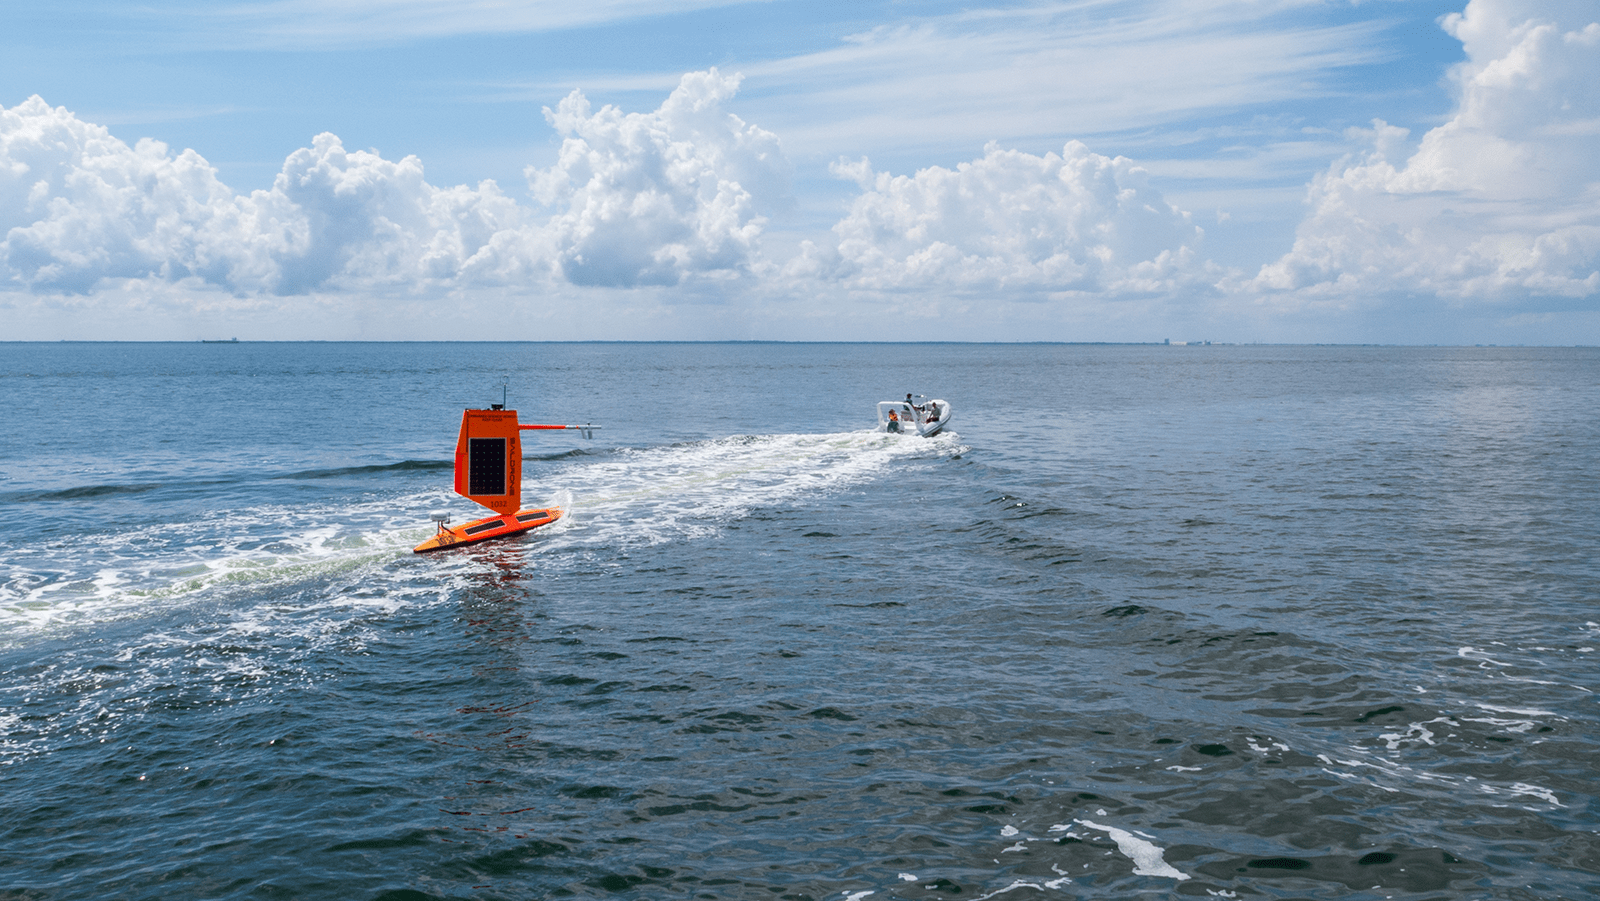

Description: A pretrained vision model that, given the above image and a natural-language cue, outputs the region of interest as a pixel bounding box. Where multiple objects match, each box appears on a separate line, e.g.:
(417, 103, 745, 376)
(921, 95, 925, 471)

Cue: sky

(1, 0, 1597, 343)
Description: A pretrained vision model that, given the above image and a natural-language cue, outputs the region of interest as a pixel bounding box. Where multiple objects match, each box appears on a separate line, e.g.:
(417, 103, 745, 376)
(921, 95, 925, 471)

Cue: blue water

(2, 342, 1597, 900)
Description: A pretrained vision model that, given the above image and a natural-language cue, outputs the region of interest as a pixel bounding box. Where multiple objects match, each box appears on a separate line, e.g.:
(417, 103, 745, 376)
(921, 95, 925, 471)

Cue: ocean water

(1, 341, 1596, 900)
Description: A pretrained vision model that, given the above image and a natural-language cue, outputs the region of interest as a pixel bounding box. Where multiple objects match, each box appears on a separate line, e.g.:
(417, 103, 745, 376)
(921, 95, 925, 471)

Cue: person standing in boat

(887, 409, 901, 433)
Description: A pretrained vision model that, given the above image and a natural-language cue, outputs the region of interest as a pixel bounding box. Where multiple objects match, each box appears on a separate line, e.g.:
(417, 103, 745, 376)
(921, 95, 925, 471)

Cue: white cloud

(1255, 0, 1600, 303)
(0, 96, 258, 293)
(528, 68, 788, 287)
(793, 141, 1207, 297)
(0, 95, 540, 295)
(0, 98, 547, 296)
(8, 0, 1596, 344)
(0, 72, 1218, 326)
(0, 70, 786, 297)
(265, 134, 537, 293)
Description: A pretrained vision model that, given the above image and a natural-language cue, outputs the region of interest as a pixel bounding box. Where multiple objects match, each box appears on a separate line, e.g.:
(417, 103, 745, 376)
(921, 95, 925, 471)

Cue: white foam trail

(534, 430, 964, 551)
(1458, 646, 1512, 667)
(1380, 718, 1448, 749)
(1073, 820, 1189, 881)
(971, 881, 1050, 899)
(1505, 782, 1564, 807)
(2, 430, 963, 635)
(0, 488, 459, 635)
(1473, 703, 1556, 718)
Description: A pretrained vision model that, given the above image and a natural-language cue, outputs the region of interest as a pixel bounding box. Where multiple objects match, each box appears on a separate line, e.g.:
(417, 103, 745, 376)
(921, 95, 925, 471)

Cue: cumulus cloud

(270, 134, 563, 293)
(0, 69, 785, 296)
(1, 88, 1208, 308)
(0, 96, 540, 295)
(1256, 0, 1600, 302)
(794, 141, 1206, 296)
(528, 68, 788, 287)
(18, 1, 1596, 341)
(8, 74, 1207, 306)
(0, 96, 258, 293)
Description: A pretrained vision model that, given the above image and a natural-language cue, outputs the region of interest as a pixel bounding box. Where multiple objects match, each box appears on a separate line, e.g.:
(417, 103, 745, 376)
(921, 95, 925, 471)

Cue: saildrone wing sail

(453, 409, 522, 514)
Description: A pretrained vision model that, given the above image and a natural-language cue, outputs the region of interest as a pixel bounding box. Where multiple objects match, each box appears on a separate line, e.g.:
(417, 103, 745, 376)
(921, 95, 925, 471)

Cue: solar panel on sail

(467, 437, 506, 496)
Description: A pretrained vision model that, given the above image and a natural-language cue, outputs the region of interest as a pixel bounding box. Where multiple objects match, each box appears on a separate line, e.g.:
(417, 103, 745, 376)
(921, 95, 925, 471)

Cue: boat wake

(525, 428, 964, 549)
(0, 430, 965, 633)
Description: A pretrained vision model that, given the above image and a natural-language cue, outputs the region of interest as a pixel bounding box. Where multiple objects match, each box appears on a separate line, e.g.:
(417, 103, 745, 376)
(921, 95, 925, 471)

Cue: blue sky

(1, 0, 1596, 342)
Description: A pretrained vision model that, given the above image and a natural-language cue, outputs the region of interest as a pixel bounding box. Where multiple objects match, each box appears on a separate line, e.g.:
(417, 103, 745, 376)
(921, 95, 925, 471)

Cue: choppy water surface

(1, 342, 1596, 900)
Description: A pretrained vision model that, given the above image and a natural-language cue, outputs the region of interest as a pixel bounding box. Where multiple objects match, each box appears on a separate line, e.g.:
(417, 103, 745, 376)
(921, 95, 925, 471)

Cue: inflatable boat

(877, 396, 951, 437)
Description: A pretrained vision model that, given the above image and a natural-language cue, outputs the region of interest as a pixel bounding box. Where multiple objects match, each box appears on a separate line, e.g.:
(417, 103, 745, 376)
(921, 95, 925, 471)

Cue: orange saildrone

(413, 403, 596, 554)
